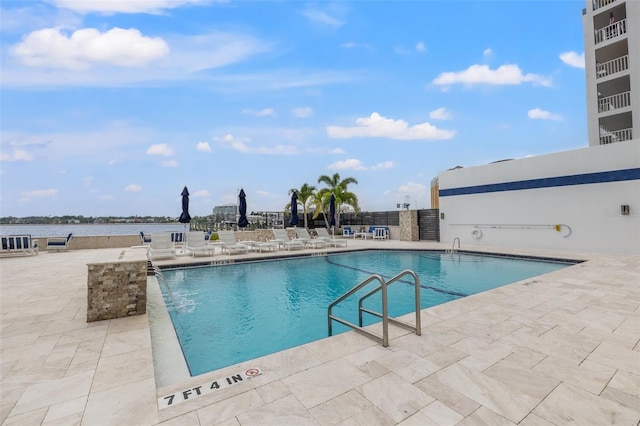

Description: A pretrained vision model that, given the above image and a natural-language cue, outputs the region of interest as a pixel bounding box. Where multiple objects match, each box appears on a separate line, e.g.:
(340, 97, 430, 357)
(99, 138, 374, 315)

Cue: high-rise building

(583, 0, 639, 146)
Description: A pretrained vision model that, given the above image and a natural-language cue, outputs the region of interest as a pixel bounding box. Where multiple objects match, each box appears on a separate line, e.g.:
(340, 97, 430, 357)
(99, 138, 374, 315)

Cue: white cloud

(483, 48, 493, 58)
(393, 45, 412, 56)
(398, 182, 426, 193)
(53, 0, 211, 14)
(416, 41, 426, 52)
(20, 189, 58, 201)
(13, 27, 169, 70)
(528, 108, 563, 121)
(216, 133, 298, 155)
(559, 51, 585, 69)
(327, 112, 456, 140)
(242, 108, 276, 117)
(160, 160, 178, 167)
(193, 189, 210, 197)
(124, 184, 141, 191)
(291, 107, 313, 118)
(340, 42, 372, 51)
(432, 64, 552, 87)
(196, 141, 211, 152)
(146, 143, 174, 156)
(371, 161, 395, 170)
(429, 107, 452, 121)
(328, 159, 366, 171)
(0, 149, 34, 161)
(328, 147, 345, 154)
(3, 30, 271, 88)
(300, 8, 344, 27)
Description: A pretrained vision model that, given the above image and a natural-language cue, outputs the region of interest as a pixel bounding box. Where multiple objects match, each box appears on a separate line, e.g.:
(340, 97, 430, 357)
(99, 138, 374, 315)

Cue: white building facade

(583, 0, 639, 146)
(437, 0, 640, 255)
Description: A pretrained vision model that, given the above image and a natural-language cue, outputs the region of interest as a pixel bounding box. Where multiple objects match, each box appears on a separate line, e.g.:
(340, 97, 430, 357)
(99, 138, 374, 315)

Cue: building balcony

(594, 18, 627, 44)
(596, 54, 628, 79)
(599, 126, 633, 145)
(597, 90, 631, 113)
(592, 0, 617, 12)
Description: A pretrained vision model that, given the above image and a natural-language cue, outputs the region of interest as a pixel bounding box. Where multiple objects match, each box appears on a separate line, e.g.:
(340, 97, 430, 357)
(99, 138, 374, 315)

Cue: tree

(285, 183, 317, 229)
(314, 173, 359, 229)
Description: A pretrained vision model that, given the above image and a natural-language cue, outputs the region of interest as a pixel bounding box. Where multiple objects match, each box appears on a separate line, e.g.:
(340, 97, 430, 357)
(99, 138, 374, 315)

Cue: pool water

(159, 251, 572, 376)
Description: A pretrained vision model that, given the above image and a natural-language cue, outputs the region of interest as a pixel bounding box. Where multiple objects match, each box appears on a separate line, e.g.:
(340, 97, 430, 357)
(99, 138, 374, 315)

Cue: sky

(0, 0, 589, 218)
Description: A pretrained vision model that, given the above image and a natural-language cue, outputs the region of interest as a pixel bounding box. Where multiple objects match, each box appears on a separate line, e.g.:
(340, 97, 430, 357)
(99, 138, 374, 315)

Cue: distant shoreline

(0, 223, 186, 237)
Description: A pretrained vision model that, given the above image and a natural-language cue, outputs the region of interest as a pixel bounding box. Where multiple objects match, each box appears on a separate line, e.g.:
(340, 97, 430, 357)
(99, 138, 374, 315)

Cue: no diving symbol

(245, 368, 260, 377)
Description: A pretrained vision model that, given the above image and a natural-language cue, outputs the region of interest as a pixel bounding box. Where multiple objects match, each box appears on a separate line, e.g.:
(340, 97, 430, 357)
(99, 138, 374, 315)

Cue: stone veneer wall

(87, 260, 147, 322)
(399, 210, 419, 241)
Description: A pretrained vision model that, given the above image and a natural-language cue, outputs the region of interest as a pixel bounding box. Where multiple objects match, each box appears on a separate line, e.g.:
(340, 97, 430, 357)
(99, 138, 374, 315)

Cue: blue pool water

(158, 251, 572, 376)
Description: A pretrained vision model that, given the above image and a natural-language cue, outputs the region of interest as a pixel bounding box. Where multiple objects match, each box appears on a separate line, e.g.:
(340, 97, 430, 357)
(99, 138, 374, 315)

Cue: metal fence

(286, 209, 440, 242)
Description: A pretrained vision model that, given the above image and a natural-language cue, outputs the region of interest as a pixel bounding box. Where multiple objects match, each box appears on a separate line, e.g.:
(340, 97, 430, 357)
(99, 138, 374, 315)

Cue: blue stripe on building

(439, 168, 640, 197)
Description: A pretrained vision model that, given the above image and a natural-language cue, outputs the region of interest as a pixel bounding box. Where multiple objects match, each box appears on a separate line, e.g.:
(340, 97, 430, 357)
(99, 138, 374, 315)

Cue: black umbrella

(178, 186, 191, 224)
(178, 186, 191, 249)
(329, 193, 336, 232)
(238, 188, 249, 228)
(289, 191, 299, 226)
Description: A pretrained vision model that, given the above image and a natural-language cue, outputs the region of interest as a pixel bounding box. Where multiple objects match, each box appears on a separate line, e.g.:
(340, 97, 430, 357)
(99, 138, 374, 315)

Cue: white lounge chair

(315, 227, 347, 247)
(1, 235, 39, 256)
(139, 231, 152, 245)
(46, 233, 73, 252)
(217, 231, 250, 255)
(373, 227, 389, 240)
(296, 228, 329, 249)
(185, 231, 213, 257)
(147, 233, 175, 260)
(272, 229, 305, 251)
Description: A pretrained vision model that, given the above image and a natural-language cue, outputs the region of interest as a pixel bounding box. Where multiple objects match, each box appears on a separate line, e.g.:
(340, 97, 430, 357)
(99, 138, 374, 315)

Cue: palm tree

(314, 173, 359, 229)
(285, 183, 317, 229)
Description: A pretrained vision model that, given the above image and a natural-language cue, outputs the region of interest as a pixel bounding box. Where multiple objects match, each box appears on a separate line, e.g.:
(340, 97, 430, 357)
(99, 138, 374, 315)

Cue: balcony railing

(598, 90, 631, 113)
(596, 55, 629, 78)
(592, 0, 617, 11)
(599, 127, 633, 145)
(595, 19, 627, 44)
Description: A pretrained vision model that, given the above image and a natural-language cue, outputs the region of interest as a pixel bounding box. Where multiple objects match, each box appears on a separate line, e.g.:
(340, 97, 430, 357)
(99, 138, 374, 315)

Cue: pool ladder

(327, 270, 421, 347)
(448, 237, 460, 254)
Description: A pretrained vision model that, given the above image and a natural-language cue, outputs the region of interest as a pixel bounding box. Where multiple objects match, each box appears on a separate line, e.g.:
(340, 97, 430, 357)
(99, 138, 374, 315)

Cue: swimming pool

(158, 250, 573, 376)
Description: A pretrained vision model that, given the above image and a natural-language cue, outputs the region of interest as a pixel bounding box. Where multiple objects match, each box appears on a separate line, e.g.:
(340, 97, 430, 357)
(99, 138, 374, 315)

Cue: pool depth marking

(158, 367, 263, 409)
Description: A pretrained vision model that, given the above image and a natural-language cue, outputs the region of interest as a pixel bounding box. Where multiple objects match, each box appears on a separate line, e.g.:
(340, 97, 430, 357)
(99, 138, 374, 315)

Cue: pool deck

(1, 239, 638, 425)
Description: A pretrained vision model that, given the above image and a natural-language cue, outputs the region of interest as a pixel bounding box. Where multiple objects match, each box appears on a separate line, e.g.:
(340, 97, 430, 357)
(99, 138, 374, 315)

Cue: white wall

(438, 140, 640, 255)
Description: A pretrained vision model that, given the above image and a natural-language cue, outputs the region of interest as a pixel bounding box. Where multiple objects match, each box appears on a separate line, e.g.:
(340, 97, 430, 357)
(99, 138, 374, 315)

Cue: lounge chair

(46, 233, 73, 251)
(272, 228, 305, 251)
(372, 227, 389, 240)
(140, 231, 152, 245)
(185, 231, 213, 257)
(315, 227, 347, 247)
(171, 232, 184, 249)
(1, 235, 39, 256)
(342, 226, 356, 238)
(296, 228, 329, 249)
(217, 230, 250, 255)
(147, 233, 175, 260)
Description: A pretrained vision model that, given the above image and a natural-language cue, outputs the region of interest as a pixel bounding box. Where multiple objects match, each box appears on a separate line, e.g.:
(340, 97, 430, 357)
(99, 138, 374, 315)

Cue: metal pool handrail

(358, 270, 421, 337)
(327, 269, 421, 347)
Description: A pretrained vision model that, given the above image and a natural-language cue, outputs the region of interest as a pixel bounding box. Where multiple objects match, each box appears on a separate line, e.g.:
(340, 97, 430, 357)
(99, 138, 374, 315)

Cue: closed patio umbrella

(329, 193, 336, 235)
(178, 186, 191, 250)
(289, 191, 299, 226)
(238, 188, 249, 228)
(179, 186, 191, 225)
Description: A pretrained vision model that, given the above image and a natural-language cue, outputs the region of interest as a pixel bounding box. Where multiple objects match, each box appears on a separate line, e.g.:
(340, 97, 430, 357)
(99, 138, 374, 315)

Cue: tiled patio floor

(1, 240, 638, 425)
